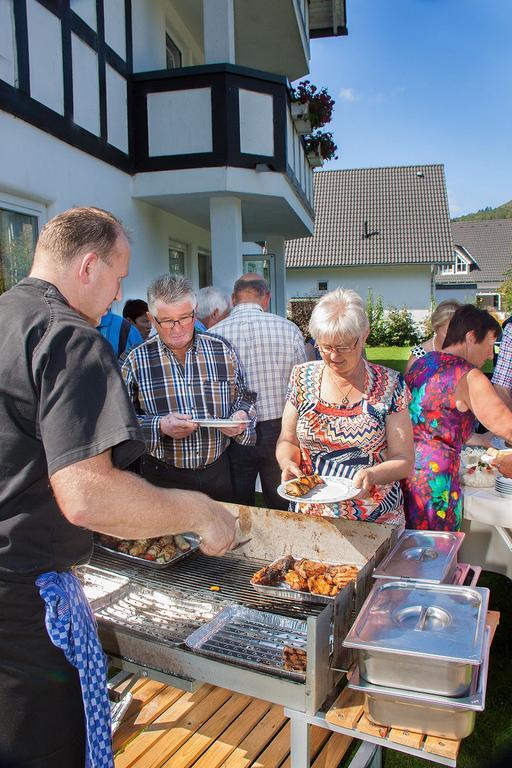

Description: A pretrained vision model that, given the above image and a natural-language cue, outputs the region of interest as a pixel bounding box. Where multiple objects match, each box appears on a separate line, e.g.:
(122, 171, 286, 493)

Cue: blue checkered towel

(36, 571, 114, 768)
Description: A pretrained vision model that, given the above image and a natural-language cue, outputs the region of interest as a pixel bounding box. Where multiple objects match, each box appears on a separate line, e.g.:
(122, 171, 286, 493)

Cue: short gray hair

(196, 286, 231, 321)
(147, 274, 197, 314)
(309, 287, 369, 343)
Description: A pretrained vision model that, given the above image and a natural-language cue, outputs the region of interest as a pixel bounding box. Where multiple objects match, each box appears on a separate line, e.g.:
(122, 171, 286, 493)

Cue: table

(462, 487, 512, 578)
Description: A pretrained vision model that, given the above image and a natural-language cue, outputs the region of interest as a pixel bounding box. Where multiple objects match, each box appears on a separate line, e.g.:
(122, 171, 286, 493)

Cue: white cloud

(339, 87, 356, 102)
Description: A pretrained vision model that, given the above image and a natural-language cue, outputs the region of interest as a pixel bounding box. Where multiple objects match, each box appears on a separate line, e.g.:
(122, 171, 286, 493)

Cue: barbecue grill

(84, 505, 398, 716)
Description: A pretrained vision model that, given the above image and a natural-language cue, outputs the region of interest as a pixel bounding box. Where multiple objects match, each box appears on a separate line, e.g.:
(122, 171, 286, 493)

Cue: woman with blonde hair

(405, 299, 461, 374)
(277, 288, 414, 526)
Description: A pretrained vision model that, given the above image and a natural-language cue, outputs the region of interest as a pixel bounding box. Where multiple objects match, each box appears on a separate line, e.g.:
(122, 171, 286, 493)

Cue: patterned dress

(404, 352, 475, 531)
(287, 360, 411, 525)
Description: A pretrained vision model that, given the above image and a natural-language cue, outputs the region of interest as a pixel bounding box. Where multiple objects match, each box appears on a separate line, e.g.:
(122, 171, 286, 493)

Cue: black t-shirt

(0, 278, 145, 577)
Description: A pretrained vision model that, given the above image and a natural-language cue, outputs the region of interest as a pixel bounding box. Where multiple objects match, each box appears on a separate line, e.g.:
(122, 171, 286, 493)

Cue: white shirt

(214, 303, 307, 421)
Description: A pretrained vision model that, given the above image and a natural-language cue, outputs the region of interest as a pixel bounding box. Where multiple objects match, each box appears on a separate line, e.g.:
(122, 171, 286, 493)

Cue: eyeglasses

(316, 339, 359, 355)
(153, 310, 195, 329)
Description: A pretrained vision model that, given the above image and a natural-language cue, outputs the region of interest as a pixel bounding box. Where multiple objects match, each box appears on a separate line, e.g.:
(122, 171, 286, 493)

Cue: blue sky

(307, 0, 512, 217)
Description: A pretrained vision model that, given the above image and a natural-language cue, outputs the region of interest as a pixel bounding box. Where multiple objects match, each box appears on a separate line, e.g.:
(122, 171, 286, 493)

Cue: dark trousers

(228, 418, 288, 510)
(140, 452, 233, 503)
(0, 577, 86, 768)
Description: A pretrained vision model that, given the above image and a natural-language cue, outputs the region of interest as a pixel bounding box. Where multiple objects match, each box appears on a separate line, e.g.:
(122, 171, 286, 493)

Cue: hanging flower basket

(305, 131, 338, 163)
(290, 101, 311, 135)
(291, 80, 335, 130)
(306, 145, 323, 168)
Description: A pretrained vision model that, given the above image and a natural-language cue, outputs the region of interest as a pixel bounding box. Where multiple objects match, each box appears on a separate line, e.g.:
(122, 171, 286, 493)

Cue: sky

(306, 0, 512, 217)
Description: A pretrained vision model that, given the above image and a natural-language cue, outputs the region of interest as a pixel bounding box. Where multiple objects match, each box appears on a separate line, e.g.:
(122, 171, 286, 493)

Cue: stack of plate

(495, 475, 512, 496)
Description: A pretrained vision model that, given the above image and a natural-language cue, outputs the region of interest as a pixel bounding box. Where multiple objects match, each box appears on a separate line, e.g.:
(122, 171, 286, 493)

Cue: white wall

(239, 90, 274, 156)
(27, 0, 64, 115)
(132, 0, 203, 73)
(286, 264, 433, 321)
(104, 0, 126, 60)
(435, 285, 477, 304)
(147, 88, 213, 156)
(0, 0, 16, 86)
(70, 0, 97, 31)
(72, 34, 100, 136)
(0, 111, 212, 307)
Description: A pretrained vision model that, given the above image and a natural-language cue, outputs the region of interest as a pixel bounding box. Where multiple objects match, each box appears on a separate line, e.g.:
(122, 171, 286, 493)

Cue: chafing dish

(373, 530, 464, 583)
(347, 628, 491, 739)
(343, 580, 489, 696)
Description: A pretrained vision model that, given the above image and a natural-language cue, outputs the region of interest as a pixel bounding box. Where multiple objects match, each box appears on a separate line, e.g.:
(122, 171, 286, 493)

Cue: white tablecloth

(463, 486, 512, 527)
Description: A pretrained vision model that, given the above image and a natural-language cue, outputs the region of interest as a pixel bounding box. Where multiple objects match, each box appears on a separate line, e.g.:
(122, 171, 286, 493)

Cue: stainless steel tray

(185, 605, 308, 681)
(94, 533, 200, 569)
(373, 530, 465, 583)
(250, 558, 359, 605)
(77, 565, 130, 610)
(347, 628, 490, 740)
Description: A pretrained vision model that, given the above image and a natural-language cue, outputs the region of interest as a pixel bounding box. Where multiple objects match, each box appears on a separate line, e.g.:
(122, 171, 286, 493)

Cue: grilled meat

(284, 473, 324, 498)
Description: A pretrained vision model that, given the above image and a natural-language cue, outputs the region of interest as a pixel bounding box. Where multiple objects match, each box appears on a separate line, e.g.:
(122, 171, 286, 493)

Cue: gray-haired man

(122, 275, 256, 501)
(196, 286, 231, 330)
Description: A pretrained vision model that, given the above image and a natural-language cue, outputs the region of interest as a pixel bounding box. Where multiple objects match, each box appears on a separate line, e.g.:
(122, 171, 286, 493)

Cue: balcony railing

(131, 63, 313, 213)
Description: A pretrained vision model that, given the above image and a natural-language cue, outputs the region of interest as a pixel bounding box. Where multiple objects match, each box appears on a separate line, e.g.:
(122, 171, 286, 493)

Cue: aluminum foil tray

(94, 533, 200, 570)
(77, 565, 130, 610)
(250, 558, 359, 605)
(95, 584, 225, 645)
(185, 605, 308, 681)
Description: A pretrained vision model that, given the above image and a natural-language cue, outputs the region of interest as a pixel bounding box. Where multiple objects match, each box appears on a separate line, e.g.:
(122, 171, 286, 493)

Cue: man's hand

(196, 500, 237, 556)
(281, 462, 303, 482)
(160, 413, 198, 439)
(352, 467, 377, 499)
(218, 410, 250, 437)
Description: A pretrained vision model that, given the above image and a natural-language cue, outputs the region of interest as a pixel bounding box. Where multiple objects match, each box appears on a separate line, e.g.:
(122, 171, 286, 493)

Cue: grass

(365, 345, 493, 374)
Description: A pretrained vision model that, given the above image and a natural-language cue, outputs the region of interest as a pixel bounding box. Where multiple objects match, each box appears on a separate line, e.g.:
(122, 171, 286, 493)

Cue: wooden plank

(251, 721, 291, 768)
(279, 725, 332, 768)
(115, 684, 225, 768)
(220, 704, 287, 768)
(388, 728, 424, 749)
(355, 713, 388, 739)
(160, 693, 253, 768)
(191, 698, 272, 768)
(424, 735, 460, 760)
(311, 733, 354, 768)
(113, 683, 188, 753)
(487, 610, 500, 644)
(325, 687, 364, 729)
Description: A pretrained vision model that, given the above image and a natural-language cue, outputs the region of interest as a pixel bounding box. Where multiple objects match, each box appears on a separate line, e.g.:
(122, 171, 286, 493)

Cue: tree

(498, 267, 512, 314)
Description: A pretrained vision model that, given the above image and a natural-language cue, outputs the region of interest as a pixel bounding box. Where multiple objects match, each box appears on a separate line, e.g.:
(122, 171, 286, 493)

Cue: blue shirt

(97, 310, 143, 358)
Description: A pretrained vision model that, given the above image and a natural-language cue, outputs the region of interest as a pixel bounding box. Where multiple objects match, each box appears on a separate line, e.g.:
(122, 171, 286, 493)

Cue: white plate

(277, 476, 359, 504)
(193, 418, 250, 428)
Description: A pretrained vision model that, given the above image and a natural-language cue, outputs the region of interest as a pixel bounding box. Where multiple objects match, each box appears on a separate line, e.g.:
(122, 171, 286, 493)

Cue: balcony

(131, 64, 314, 241)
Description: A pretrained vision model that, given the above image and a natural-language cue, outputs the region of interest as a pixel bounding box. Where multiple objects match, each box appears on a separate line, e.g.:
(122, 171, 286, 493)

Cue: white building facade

(0, 0, 346, 314)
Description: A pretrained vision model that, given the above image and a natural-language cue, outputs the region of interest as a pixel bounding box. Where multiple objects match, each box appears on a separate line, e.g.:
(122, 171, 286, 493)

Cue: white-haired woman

(276, 288, 414, 525)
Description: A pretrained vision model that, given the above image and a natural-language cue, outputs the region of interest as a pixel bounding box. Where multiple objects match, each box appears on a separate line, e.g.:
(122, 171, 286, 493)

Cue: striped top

(122, 332, 256, 469)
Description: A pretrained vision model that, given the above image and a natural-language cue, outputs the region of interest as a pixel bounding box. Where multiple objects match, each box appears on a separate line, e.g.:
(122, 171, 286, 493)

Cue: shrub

(287, 298, 318, 338)
(383, 306, 421, 346)
(366, 290, 387, 346)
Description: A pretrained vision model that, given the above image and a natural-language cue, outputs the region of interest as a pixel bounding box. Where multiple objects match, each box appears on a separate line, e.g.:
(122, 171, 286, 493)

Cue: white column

(203, 0, 236, 64)
(210, 196, 243, 293)
(266, 235, 287, 317)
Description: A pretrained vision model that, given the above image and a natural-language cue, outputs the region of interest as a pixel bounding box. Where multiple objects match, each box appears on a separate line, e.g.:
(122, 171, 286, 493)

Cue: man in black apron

(0, 207, 236, 768)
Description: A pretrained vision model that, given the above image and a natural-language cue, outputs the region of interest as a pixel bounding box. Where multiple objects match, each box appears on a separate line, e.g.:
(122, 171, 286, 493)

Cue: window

(440, 250, 470, 276)
(0, 207, 38, 295)
(318, 281, 328, 292)
(168, 240, 186, 276)
(166, 33, 182, 69)
(198, 251, 212, 289)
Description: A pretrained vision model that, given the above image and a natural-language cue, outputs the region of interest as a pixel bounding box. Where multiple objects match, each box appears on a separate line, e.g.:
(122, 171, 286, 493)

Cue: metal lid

(373, 530, 465, 583)
(344, 581, 489, 664)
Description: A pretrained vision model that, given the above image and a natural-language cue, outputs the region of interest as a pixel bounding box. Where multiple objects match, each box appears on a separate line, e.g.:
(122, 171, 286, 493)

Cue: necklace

(328, 372, 355, 405)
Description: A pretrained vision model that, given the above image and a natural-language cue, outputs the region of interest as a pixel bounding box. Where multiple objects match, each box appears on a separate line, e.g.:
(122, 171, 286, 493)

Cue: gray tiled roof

(435, 219, 512, 287)
(285, 164, 452, 268)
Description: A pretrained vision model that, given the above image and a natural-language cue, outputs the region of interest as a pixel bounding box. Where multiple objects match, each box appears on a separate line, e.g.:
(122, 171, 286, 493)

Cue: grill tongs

(108, 669, 141, 734)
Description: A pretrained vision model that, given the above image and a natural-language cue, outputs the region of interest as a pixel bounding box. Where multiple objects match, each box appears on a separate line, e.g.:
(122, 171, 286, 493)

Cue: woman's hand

(352, 467, 377, 498)
(281, 462, 303, 483)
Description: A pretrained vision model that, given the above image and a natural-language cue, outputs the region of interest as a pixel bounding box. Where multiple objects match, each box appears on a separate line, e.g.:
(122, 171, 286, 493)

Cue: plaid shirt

(213, 304, 307, 421)
(122, 332, 256, 469)
(492, 323, 512, 389)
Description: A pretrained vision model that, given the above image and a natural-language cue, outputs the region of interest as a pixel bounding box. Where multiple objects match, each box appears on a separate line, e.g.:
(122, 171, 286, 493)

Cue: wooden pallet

(111, 678, 353, 768)
(324, 610, 500, 764)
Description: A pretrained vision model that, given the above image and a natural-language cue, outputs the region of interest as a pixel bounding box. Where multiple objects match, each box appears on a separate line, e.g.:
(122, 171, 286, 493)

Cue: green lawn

(366, 345, 493, 374)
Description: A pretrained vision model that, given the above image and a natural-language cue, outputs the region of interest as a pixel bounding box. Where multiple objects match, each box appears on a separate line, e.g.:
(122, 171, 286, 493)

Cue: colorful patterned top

(404, 352, 474, 531)
(287, 360, 411, 525)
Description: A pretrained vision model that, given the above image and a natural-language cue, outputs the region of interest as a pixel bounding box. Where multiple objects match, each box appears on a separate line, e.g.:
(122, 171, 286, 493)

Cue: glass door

(242, 254, 275, 313)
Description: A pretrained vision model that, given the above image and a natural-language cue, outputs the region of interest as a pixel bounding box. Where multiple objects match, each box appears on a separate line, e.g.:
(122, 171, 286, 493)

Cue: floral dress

(404, 352, 474, 531)
(287, 360, 411, 525)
